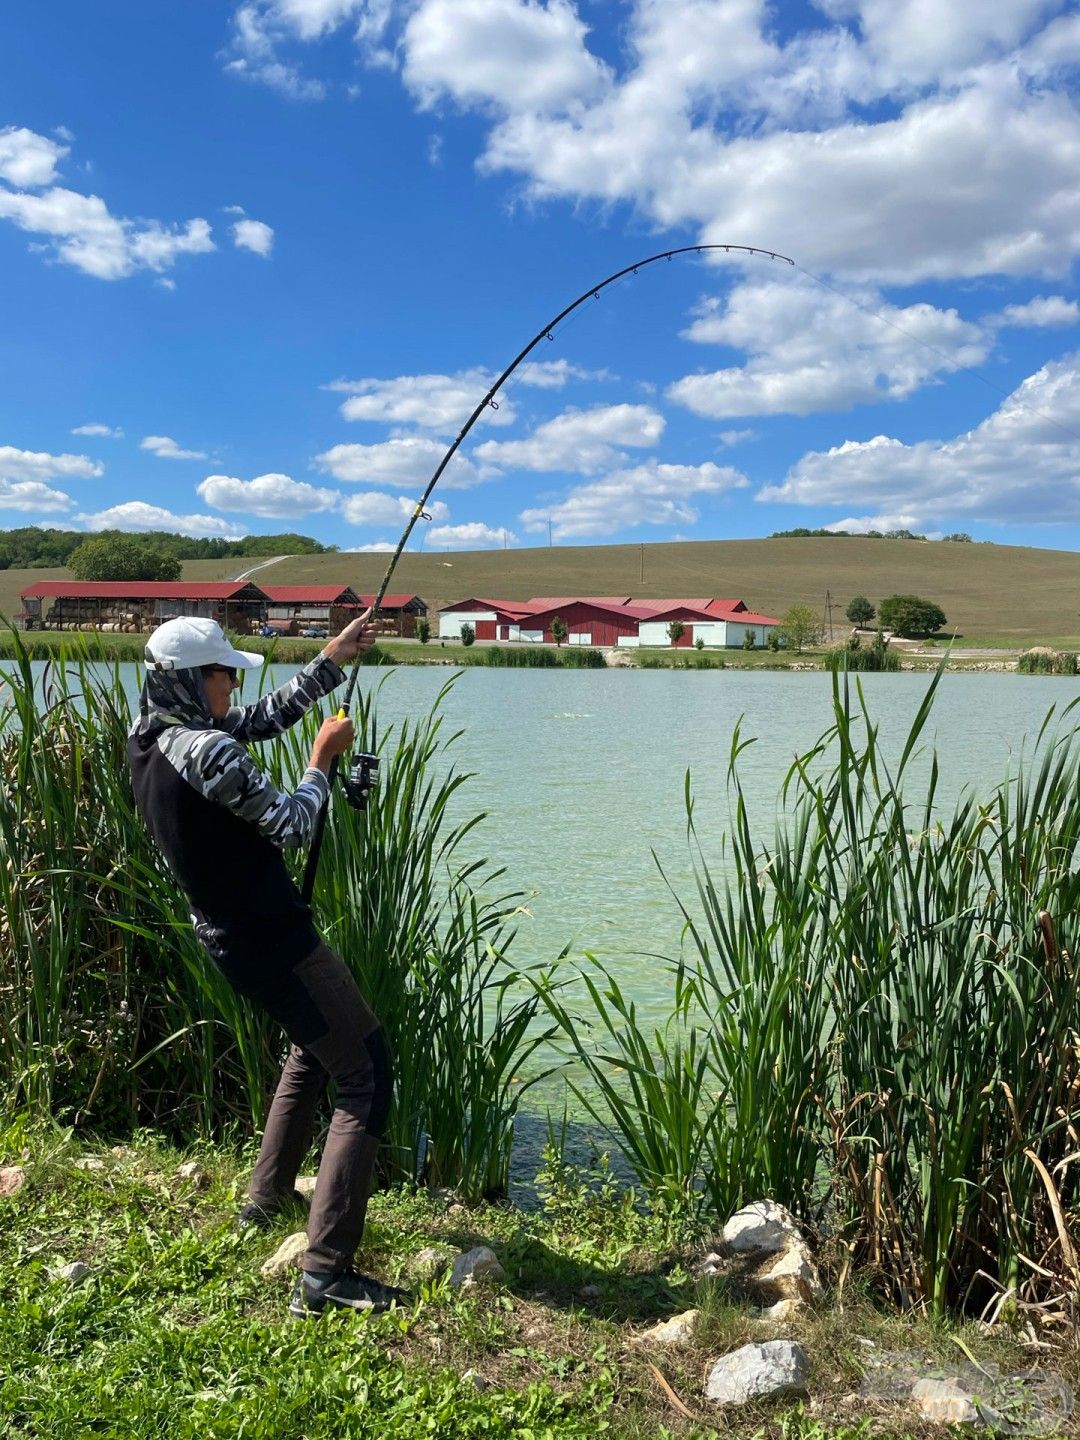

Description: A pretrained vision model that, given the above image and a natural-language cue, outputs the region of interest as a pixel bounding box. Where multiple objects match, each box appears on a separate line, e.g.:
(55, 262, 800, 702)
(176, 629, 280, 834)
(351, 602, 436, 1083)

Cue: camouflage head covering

(132, 664, 214, 741)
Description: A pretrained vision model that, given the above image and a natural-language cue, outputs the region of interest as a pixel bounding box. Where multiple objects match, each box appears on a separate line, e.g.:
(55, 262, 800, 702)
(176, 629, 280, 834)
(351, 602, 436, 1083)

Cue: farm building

(437, 596, 780, 647)
(355, 593, 428, 638)
(18, 581, 270, 634)
(260, 585, 364, 637)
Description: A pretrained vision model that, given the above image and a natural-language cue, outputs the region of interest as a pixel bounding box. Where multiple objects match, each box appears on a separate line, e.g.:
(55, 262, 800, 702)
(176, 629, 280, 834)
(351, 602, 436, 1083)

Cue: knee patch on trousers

(364, 1027, 393, 1139)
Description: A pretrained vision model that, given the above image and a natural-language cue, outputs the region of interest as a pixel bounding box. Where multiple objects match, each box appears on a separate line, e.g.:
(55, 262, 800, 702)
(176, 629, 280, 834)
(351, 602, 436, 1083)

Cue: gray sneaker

(289, 1267, 409, 1319)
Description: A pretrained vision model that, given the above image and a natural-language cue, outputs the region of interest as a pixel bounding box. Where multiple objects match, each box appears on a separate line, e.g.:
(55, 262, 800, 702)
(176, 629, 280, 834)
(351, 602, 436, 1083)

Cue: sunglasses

(203, 665, 239, 683)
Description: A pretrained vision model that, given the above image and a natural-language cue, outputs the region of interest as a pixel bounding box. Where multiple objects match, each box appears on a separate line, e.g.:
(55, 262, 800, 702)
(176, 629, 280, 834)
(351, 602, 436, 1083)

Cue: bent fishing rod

(300, 241, 794, 902)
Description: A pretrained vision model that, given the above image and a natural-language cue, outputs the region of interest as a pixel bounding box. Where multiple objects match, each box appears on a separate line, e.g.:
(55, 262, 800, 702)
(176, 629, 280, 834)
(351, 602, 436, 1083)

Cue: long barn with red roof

(437, 596, 779, 648)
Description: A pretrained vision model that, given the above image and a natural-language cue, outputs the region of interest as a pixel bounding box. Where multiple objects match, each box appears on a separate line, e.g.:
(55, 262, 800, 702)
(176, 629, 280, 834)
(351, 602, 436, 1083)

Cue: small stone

(761, 1298, 804, 1322)
(579, 1283, 600, 1299)
(0, 1165, 26, 1196)
(408, 1245, 455, 1281)
(631, 1309, 700, 1349)
(72, 1157, 106, 1173)
(447, 1202, 466, 1215)
(751, 1243, 823, 1304)
(54, 1261, 92, 1286)
(294, 1175, 318, 1199)
(722, 1200, 803, 1258)
(705, 1340, 810, 1406)
(450, 1246, 505, 1289)
(462, 1370, 490, 1392)
(912, 1377, 979, 1425)
(176, 1161, 207, 1188)
(260, 1231, 309, 1278)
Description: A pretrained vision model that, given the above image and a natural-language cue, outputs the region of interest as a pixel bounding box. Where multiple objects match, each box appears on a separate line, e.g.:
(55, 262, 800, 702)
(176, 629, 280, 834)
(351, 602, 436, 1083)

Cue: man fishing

(127, 612, 406, 1318)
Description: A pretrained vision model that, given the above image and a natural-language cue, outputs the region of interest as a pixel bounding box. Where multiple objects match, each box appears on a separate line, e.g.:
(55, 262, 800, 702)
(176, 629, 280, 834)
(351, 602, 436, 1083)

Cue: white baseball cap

(144, 617, 262, 672)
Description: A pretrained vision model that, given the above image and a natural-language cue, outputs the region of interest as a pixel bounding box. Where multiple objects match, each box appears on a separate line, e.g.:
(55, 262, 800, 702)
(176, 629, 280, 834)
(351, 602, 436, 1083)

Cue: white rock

(176, 1161, 207, 1187)
(408, 1245, 455, 1281)
(761, 1298, 805, 1322)
(705, 1341, 810, 1406)
(294, 1175, 318, 1199)
(260, 1231, 309, 1279)
(55, 1261, 92, 1285)
(0, 1165, 26, 1196)
(722, 1201, 803, 1258)
(912, 1377, 979, 1425)
(450, 1246, 505, 1289)
(631, 1309, 699, 1349)
(752, 1243, 823, 1303)
(72, 1157, 106, 1173)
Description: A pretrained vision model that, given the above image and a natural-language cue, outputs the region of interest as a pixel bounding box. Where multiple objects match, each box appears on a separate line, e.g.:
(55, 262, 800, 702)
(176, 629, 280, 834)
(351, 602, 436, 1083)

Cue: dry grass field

(3, 536, 1079, 647)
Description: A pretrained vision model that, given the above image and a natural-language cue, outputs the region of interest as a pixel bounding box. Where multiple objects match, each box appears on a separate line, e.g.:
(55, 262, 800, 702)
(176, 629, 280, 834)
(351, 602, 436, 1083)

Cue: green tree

(667, 619, 685, 646)
(846, 595, 876, 626)
(459, 622, 475, 647)
(551, 616, 568, 647)
(879, 594, 947, 638)
(69, 536, 182, 582)
(742, 628, 756, 650)
(778, 602, 821, 653)
(415, 617, 431, 644)
(695, 636, 705, 650)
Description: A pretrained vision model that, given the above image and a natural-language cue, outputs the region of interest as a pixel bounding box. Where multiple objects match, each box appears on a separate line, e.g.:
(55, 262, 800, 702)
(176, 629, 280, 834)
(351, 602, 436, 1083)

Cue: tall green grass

(0, 633, 548, 1200)
(453, 645, 606, 668)
(538, 667, 1080, 1314)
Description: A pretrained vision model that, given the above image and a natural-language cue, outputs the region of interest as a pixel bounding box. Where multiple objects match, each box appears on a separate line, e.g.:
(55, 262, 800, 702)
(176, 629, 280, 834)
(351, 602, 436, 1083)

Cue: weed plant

(1017, 649, 1078, 675)
(0, 632, 547, 1201)
(538, 667, 1080, 1314)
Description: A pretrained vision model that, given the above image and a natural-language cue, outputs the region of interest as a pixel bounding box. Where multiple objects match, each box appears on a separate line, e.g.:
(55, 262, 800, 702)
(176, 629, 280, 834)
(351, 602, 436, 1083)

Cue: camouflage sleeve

(181, 729, 329, 849)
(220, 650, 346, 744)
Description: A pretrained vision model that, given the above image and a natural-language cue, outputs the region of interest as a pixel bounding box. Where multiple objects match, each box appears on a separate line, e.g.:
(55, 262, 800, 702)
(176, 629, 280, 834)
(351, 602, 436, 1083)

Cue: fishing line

(793, 261, 1080, 448)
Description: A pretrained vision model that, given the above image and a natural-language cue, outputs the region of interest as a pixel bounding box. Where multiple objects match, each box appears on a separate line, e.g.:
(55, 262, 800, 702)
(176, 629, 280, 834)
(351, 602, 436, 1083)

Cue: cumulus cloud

(669, 277, 989, 417)
(341, 491, 450, 525)
(0, 126, 67, 187)
(222, 4, 330, 98)
(198, 472, 340, 516)
(995, 295, 1080, 328)
(515, 359, 613, 388)
(476, 403, 664, 473)
(0, 480, 75, 512)
(75, 501, 246, 537)
(427, 521, 516, 549)
(0, 446, 103, 483)
(718, 428, 757, 445)
(315, 436, 482, 488)
(231, 217, 275, 255)
(141, 435, 209, 461)
(72, 422, 124, 438)
(519, 458, 747, 539)
(756, 352, 1080, 525)
(328, 368, 516, 432)
(345, 540, 398, 552)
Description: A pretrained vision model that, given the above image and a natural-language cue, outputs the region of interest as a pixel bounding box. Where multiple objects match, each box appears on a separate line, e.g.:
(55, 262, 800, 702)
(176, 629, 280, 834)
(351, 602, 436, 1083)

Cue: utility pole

(823, 589, 835, 643)
(548, 518, 553, 548)
(639, 542, 644, 585)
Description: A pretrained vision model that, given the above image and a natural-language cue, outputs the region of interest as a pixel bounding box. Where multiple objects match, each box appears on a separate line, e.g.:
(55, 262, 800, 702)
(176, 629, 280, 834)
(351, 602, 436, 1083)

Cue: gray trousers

(242, 943, 393, 1273)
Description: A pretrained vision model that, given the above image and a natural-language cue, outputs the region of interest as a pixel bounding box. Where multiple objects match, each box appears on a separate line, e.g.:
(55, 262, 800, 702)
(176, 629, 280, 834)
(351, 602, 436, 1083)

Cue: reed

(0, 634, 546, 1200)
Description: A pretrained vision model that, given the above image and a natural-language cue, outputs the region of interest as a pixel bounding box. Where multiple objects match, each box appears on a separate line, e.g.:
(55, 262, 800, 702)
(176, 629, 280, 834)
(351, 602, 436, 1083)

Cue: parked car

(300, 626, 328, 638)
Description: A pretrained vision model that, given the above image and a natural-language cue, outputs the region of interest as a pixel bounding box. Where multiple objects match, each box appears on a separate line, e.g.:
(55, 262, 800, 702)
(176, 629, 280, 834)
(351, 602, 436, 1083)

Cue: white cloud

(0, 125, 67, 187)
(669, 277, 989, 417)
(232, 217, 275, 256)
(328, 368, 516, 432)
(718, 428, 757, 445)
(402, 0, 610, 113)
(519, 458, 747, 538)
(996, 295, 1080, 328)
(0, 445, 102, 483)
(222, 4, 329, 99)
(141, 435, 209, 461)
(345, 540, 398, 552)
(427, 521, 516, 549)
(315, 436, 482, 488)
(75, 501, 247, 537)
(756, 353, 1080, 525)
(197, 472, 340, 516)
(341, 491, 450, 525)
(515, 358, 613, 388)
(71, 422, 124, 438)
(476, 403, 664, 473)
(0, 480, 74, 512)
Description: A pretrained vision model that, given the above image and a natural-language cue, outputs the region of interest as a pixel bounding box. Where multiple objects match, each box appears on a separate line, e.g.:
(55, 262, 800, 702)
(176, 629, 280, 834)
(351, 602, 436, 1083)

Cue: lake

(9, 660, 1079, 1024)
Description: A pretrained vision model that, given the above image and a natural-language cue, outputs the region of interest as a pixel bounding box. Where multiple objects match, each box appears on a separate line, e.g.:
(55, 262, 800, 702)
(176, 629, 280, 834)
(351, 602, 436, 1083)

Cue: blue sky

(2, 0, 1080, 552)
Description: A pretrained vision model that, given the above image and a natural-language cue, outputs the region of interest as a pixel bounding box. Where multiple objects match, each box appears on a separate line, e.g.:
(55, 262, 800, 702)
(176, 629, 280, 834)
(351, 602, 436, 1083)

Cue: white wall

(519, 628, 544, 643)
(725, 622, 773, 647)
(638, 620, 672, 646)
(439, 608, 495, 639)
(691, 621, 728, 647)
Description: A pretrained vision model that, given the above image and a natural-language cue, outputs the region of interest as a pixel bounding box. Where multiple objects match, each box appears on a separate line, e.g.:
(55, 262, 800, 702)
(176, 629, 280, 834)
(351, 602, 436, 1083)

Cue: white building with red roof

(437, 596, 779, 647)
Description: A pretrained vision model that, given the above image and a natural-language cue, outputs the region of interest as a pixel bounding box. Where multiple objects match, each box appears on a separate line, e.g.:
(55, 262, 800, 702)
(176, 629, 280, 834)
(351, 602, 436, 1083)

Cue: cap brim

(224, 646, 264, 669)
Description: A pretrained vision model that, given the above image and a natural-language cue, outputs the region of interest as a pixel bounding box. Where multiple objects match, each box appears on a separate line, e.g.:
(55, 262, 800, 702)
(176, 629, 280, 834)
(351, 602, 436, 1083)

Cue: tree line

(0, 527, 334, 577)
(769, 527, 974, 542)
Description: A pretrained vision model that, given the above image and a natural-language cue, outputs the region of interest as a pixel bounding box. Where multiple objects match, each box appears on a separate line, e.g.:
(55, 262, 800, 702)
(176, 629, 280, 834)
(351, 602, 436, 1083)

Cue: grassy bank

(2, 1122, 1057, 1440)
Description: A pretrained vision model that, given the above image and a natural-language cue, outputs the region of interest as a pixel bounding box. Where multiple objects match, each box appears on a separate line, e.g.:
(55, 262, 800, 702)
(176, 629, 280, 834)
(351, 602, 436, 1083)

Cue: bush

(778, 603, 821, 653)
(415, 617, 430, 644)
(766, 631, 780, 652)
(1017, 649, 1078, 675)
(695, 637, 705, 650)
(845, 595, 875, 626)
(459, 622, 475, 647)
(824, 630, 900, 672)
(742, 629, 755, 650)
(879, 594, 947, 637)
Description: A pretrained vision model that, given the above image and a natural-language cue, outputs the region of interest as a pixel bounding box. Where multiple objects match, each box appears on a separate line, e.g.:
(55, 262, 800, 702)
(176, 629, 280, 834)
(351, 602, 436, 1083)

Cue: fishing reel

(341, 750, 380, 811)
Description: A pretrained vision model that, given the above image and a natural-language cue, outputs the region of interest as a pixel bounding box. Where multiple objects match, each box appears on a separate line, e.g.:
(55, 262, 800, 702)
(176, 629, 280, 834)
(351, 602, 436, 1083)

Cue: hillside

(3, 537, 1079, 646)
